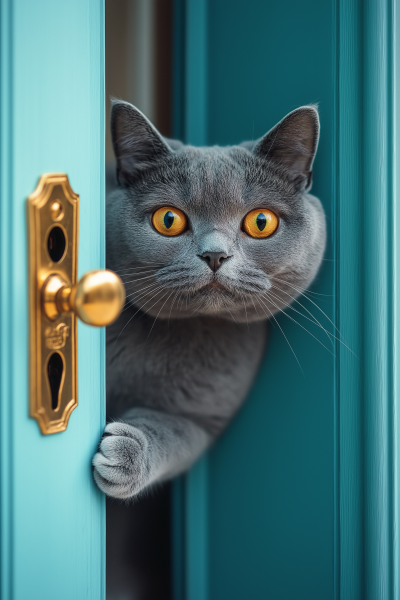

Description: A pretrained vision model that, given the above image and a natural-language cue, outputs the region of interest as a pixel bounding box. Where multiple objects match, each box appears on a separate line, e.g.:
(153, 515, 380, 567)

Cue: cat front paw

(92, 422, 149, 499)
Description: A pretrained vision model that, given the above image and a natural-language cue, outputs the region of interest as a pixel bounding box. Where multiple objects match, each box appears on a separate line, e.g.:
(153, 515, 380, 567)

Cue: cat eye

(152, 206, 188, 236)
(243, 208, 278, 238)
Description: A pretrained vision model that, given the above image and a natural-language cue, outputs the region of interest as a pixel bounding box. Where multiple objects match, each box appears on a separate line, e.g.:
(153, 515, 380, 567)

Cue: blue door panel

(0, 2, 105, 599)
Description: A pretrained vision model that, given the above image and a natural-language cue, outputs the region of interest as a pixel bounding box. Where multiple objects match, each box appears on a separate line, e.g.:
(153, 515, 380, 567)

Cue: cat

(92, 100, 326, 499)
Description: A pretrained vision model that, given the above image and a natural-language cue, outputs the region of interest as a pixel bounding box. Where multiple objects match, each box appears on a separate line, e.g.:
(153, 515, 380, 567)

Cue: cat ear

(111, 100, 172, 185)
(254, 106, 320, 190)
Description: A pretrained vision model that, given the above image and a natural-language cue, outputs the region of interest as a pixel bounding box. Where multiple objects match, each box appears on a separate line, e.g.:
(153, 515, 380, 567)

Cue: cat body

(93, 101, 326, 499)
(106, 311, 266, 438)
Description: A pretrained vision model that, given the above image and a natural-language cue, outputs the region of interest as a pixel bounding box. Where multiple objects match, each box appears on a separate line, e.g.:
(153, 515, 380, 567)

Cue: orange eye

(152, 206, 187, 236)
(243, 209, 278, 238)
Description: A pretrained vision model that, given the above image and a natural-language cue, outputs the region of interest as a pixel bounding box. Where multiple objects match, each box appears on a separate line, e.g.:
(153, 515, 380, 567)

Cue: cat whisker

(269, 287, 334, 347)
(122, 273, 158, 284)
(114, 287, 169, 347)
(256, 296, 304, 375)
(272, 275, 332, 297)
(272, 277, 349, 345)
(250, 295, 262, 320)
(187, 303, 203, 318)
(173, 290, 183, 315)
(121, 283, 164, 314)
(168, 289, 182, 325)
(125, 279, 162, 295)
(123, 280, 161, 302)
(262, 292, 335, 356)
(123, 287, 163, 311)
(113, 311, 138, 348)
(222, 300, 238, 324)
(121, 265, 160, 271)
(113, 265, 161, 274)
(178, 292, 185, 316)
(114, 265, 160, 272)
(239, 291, 249, 330)
(146, 290, 177, 340)
(138, 289, 171, 321)
(270, 283, 351, 354)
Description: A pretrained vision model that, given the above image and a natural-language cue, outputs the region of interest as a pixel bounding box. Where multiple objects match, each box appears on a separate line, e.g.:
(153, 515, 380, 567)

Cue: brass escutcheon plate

(27, 174, 79, 434)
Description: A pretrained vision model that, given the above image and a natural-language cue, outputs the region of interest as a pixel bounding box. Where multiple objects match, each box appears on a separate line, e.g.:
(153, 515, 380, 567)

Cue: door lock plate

(27, 174, 79, 435)
(27, 174, 125, 435)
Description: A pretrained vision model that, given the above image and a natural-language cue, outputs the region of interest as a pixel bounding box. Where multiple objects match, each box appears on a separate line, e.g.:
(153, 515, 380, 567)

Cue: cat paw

(92, 422, 149, 499)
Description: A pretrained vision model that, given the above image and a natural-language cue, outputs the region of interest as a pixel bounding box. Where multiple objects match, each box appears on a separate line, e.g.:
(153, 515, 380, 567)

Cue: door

(174, 1, 400, 600)
(0, 2, 105, 599)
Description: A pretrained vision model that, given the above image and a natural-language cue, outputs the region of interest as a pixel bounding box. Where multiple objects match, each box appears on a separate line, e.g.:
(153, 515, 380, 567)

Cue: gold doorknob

(28, 173, 126, 434)
(42, 269, 125, 327)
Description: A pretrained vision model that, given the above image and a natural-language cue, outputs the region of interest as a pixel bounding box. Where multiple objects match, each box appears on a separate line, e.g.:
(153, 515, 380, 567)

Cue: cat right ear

(253, 105, 320, 190)
(111, 100, 172, 185)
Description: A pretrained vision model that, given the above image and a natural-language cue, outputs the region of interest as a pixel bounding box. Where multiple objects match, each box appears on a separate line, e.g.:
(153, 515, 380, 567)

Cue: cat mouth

(207, 280, 224, 289)
(194, 279, 226, 295)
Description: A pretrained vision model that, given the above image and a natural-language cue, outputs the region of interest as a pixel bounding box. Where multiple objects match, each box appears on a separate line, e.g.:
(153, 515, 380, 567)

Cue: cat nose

(199, 251, 229, 273)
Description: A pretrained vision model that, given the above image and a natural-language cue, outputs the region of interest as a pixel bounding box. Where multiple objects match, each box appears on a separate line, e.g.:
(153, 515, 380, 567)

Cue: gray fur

(93, 101, 326, 499)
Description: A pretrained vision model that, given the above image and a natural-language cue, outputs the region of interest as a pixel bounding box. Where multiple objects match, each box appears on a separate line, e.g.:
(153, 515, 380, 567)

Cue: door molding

(337, 0, 399, 598)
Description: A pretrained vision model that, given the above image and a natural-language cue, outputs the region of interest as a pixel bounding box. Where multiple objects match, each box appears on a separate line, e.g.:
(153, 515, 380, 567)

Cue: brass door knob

(42, 270, 125, 327)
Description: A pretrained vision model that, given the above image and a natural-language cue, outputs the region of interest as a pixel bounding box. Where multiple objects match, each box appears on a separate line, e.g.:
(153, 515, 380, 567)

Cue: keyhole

(48, 352, 63, 411)
(47, 226, 66, 263)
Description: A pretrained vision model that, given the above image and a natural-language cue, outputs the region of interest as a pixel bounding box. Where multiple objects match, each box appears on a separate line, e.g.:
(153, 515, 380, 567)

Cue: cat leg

(92, 408, 211, 499)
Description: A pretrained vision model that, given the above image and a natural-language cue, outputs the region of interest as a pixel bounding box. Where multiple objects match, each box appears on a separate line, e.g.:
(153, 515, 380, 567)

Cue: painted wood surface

(0, 2, 105, 599)
(176, 0, 400, 599)
(338, 1, 400, 598)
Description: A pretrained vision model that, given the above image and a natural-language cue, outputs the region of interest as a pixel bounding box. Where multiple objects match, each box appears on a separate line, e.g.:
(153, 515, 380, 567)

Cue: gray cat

(92, 100, 326, 499)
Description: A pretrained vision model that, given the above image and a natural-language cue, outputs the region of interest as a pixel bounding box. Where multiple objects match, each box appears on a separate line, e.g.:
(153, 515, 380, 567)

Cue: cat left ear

(254, 105, 320, 190)
(111, 100, 172, 185)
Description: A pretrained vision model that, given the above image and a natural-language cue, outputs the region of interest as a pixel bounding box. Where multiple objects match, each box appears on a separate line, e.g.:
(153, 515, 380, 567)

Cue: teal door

(175, 1, 400, 600)
(0, 2, 105, 599)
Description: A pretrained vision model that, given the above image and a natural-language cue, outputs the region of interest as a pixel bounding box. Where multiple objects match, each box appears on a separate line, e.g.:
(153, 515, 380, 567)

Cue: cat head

(107, 100, 326, 322)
